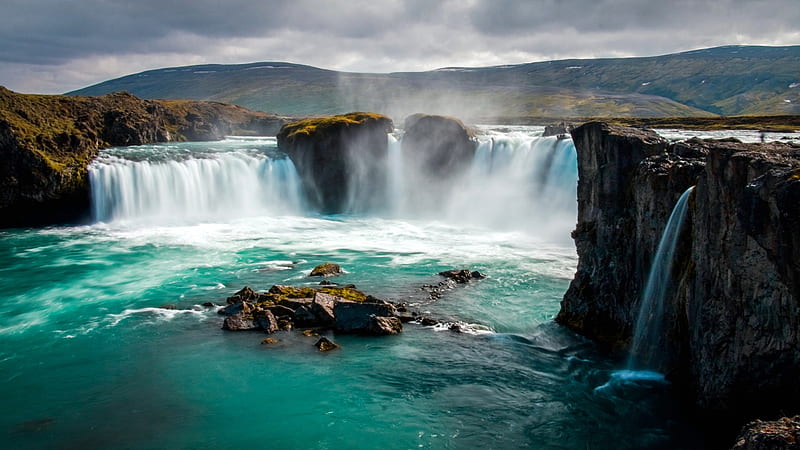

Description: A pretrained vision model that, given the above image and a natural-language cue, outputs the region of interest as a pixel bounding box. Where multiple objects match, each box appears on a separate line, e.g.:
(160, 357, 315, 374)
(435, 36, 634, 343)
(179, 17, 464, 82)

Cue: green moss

(319, 286, 367, 302)
(261, 284, 368, 304)
(278, 112, 390, 142)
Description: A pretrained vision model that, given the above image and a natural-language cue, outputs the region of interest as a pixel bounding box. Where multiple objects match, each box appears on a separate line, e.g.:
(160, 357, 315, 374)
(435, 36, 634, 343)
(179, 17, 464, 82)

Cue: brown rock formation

(0, 87, 288, 227)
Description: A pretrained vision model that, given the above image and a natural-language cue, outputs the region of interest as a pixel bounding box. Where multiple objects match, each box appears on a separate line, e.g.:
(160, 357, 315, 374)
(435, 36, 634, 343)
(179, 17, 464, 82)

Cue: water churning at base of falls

(629, 186, 695, 370)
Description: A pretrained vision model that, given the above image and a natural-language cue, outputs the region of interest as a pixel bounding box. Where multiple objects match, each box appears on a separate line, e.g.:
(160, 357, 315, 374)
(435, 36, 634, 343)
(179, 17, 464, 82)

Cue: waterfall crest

(628, 186, 695, 370)
(90, 149, 304, 223)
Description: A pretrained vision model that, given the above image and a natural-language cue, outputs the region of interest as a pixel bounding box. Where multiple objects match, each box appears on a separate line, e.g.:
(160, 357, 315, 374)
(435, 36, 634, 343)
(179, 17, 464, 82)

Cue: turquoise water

(0, 130, 702, 449)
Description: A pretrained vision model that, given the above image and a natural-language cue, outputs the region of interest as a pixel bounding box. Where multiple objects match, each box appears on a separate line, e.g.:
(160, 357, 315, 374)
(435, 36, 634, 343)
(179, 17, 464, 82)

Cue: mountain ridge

(68, 45, 800, 119)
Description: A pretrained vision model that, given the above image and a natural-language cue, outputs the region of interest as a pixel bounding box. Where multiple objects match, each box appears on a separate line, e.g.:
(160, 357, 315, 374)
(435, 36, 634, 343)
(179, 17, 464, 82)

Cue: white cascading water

(385, 130, 578, 241)
(89, 139, 305, 223)
(628, 186, 695, 370)
(88, 129, 577, 241)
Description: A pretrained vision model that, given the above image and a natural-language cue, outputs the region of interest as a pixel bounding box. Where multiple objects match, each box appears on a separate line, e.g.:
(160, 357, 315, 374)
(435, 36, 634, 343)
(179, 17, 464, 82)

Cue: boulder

(222, 313, 260, 331)
(401, 114, 477, 178)
(218, 301, 253, 316)
(334, 300, 397, 334)
(733, 416, 800, 450)
(368, 316, 403, 335)
(254, 310, 279, 334)
(542, 122, 574, 138)
(277, 112, 394, 213)
(310, 263, 343, 277)
(314, 337, 339, 352)
(293, 306, 318, 327)
(438, 269, 485, 283)
(265, 304, 296, 319)
(226, 286, 258, 304)
(311, 292, 337, 326)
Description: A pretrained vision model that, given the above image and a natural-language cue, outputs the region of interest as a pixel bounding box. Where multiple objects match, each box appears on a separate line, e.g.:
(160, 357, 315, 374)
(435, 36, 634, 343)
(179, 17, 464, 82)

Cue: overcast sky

(2, 0, 798, 94)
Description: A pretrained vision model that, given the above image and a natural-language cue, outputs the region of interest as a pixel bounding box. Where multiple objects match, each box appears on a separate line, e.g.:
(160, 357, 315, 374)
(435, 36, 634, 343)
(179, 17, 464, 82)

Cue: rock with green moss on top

(310, 262, 343, 277)
(276, 112, 394, 213)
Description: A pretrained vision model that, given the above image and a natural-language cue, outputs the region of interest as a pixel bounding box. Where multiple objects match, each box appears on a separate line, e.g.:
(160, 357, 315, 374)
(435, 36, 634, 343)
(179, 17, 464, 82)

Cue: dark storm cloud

(0, 0, 797, 93)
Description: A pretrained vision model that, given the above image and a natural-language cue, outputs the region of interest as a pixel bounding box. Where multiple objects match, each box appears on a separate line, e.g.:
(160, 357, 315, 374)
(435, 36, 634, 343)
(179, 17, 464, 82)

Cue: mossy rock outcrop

(0, 87, 288, 227)
(276, 112, 394, 213)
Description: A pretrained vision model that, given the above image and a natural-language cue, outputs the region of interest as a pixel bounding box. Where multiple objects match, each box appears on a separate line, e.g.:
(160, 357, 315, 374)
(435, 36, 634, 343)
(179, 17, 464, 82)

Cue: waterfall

(88, 130, 578, 238)
(628, 186, 695, 370)
(89, 147, 305, 224)
(437, 134, 578, 239)
(386, 134, 405, 214)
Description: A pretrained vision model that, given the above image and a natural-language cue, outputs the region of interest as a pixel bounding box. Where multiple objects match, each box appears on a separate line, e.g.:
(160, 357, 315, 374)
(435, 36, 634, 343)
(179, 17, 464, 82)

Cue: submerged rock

(438, 269, 486, 284)
(314, 336, 339, 352)
(310, 263, 343, 277)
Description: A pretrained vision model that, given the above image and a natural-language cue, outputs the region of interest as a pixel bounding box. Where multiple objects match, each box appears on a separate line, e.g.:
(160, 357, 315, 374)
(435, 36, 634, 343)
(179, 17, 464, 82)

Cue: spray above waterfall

(629, 186, 695, 371)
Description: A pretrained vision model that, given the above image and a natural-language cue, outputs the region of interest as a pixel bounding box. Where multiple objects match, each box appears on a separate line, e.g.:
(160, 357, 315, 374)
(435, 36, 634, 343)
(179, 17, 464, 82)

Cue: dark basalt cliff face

(0, 87, 287, 227)
(276, 112, 394, 213)
(557, 121, 800, 431)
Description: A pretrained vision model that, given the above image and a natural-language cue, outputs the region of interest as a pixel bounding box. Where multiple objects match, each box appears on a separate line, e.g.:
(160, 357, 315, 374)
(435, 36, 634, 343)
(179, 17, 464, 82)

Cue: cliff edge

(557, 121, 800, 432)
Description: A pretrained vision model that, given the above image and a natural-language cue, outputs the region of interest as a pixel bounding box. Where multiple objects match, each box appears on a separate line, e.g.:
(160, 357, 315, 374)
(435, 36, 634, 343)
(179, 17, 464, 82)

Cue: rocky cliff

(0, 87, 287, 227)
(557, 122, 800, 430)
(276, 112, 394, 213)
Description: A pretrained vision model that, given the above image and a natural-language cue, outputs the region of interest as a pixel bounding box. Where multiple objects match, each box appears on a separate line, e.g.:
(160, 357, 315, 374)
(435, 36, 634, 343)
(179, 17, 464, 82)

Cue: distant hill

(69, 45, 800, 120)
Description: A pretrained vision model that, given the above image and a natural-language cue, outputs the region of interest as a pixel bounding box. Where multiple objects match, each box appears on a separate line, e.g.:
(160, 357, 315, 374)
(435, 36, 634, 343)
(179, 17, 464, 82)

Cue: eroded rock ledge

(276, 112, 394, 213)
(0, 87, 288, 227)
(557, 121, 800, 434)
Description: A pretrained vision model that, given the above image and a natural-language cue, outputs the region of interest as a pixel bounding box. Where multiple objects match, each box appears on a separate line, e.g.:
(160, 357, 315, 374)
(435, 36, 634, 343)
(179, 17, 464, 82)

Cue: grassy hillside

(0, 87, 287, 226)
(68, 46, 800, 119)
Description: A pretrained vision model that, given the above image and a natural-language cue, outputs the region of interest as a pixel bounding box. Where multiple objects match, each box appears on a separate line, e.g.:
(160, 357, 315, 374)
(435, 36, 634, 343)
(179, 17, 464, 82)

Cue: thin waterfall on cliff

(89, 139, 305, 223)
(628, 186, 695, 370)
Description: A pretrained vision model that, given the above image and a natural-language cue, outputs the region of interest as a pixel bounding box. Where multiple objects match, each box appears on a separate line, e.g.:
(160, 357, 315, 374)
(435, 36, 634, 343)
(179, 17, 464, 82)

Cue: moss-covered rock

(276, 112, 393, 213)
(0, 87, 288, 227)
(309, 262, 343, 277)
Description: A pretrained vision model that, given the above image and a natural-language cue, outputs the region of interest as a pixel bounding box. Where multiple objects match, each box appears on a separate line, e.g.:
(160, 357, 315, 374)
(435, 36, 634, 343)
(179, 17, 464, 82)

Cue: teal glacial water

(0, 129, 702, 449)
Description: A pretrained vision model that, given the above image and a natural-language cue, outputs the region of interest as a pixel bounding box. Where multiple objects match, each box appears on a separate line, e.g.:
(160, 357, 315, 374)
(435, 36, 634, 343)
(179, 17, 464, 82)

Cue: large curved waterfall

(89, 128, 578, 240)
